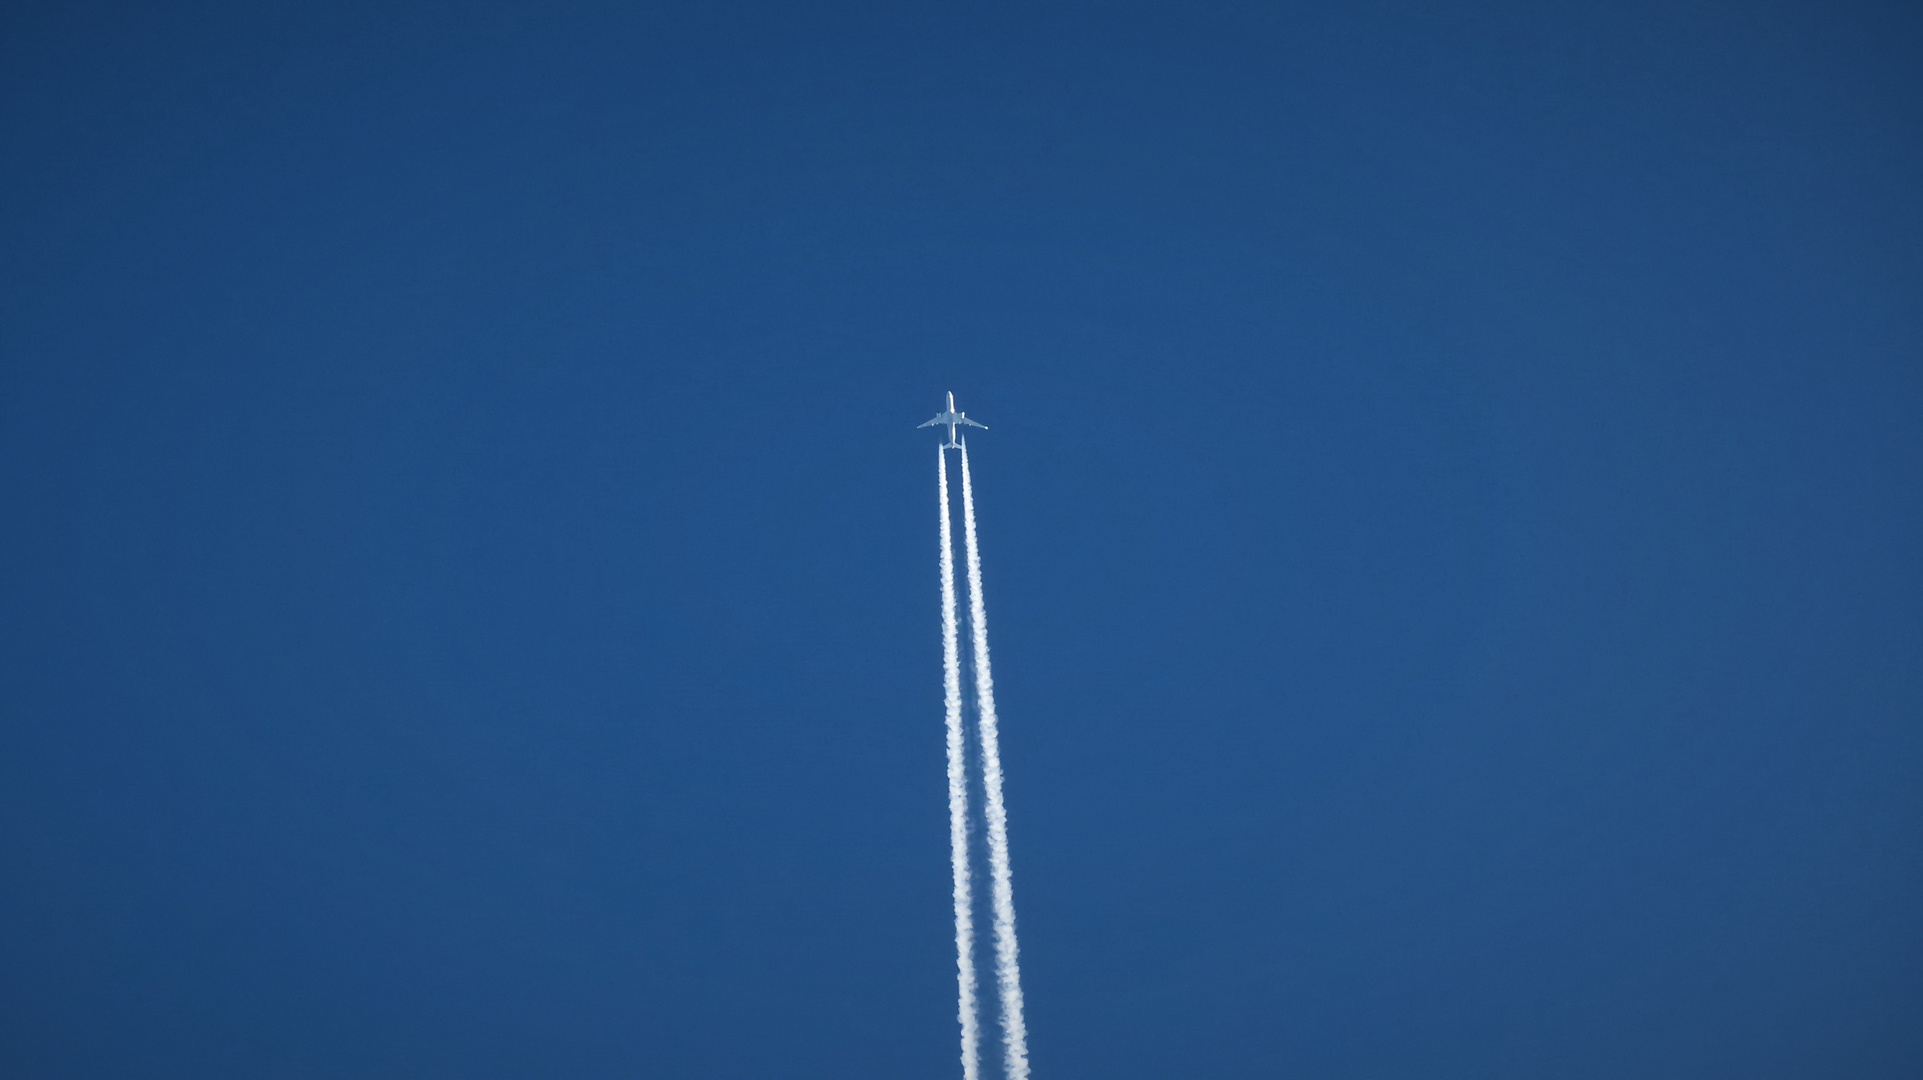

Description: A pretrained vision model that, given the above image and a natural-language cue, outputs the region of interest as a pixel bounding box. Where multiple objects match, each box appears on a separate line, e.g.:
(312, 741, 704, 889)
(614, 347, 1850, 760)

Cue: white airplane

(919, 392, 987, 449)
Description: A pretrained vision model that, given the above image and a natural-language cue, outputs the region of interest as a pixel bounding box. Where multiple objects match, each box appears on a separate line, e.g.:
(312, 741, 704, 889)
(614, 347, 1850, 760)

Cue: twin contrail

(937, 437, 1031, 1080)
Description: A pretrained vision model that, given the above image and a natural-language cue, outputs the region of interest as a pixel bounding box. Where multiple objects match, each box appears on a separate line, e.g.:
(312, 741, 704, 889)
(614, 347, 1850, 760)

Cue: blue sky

(2, 2, 1919, 1077)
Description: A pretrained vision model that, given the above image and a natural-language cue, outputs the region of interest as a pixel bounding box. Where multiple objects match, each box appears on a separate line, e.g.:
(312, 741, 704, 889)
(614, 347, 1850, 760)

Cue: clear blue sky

(2, 2, 1919, 1077)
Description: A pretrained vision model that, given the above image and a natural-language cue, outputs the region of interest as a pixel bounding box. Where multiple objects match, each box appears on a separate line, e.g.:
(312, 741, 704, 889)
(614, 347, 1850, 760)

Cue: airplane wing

(958, 417, 987, 429)
(917, 417, 944, 428)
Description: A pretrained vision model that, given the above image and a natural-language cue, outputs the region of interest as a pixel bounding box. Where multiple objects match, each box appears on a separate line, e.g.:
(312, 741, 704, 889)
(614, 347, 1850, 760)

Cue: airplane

(918, 392, 987, 449)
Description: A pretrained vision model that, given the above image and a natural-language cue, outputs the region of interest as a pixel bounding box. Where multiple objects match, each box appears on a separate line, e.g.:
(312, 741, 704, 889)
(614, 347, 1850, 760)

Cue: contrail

(959, 440, 1031, 1080)
(938, 447, 981, 1080)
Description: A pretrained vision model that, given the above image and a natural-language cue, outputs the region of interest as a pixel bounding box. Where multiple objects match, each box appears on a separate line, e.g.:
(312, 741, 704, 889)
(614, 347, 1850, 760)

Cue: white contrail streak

(959, 441, 1031, 1080)
(938, 447, 981, 1080)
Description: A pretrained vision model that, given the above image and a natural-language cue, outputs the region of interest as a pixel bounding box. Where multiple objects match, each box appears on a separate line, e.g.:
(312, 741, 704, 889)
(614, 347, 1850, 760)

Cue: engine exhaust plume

(959, 442, 1031, 1080)
(938, 447, 982, 1080)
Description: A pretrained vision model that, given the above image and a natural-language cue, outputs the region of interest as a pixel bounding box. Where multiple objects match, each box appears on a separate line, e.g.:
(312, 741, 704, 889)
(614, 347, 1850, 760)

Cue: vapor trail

(938, 447, 981, 1080)
(959, 441, 1031, 1080)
